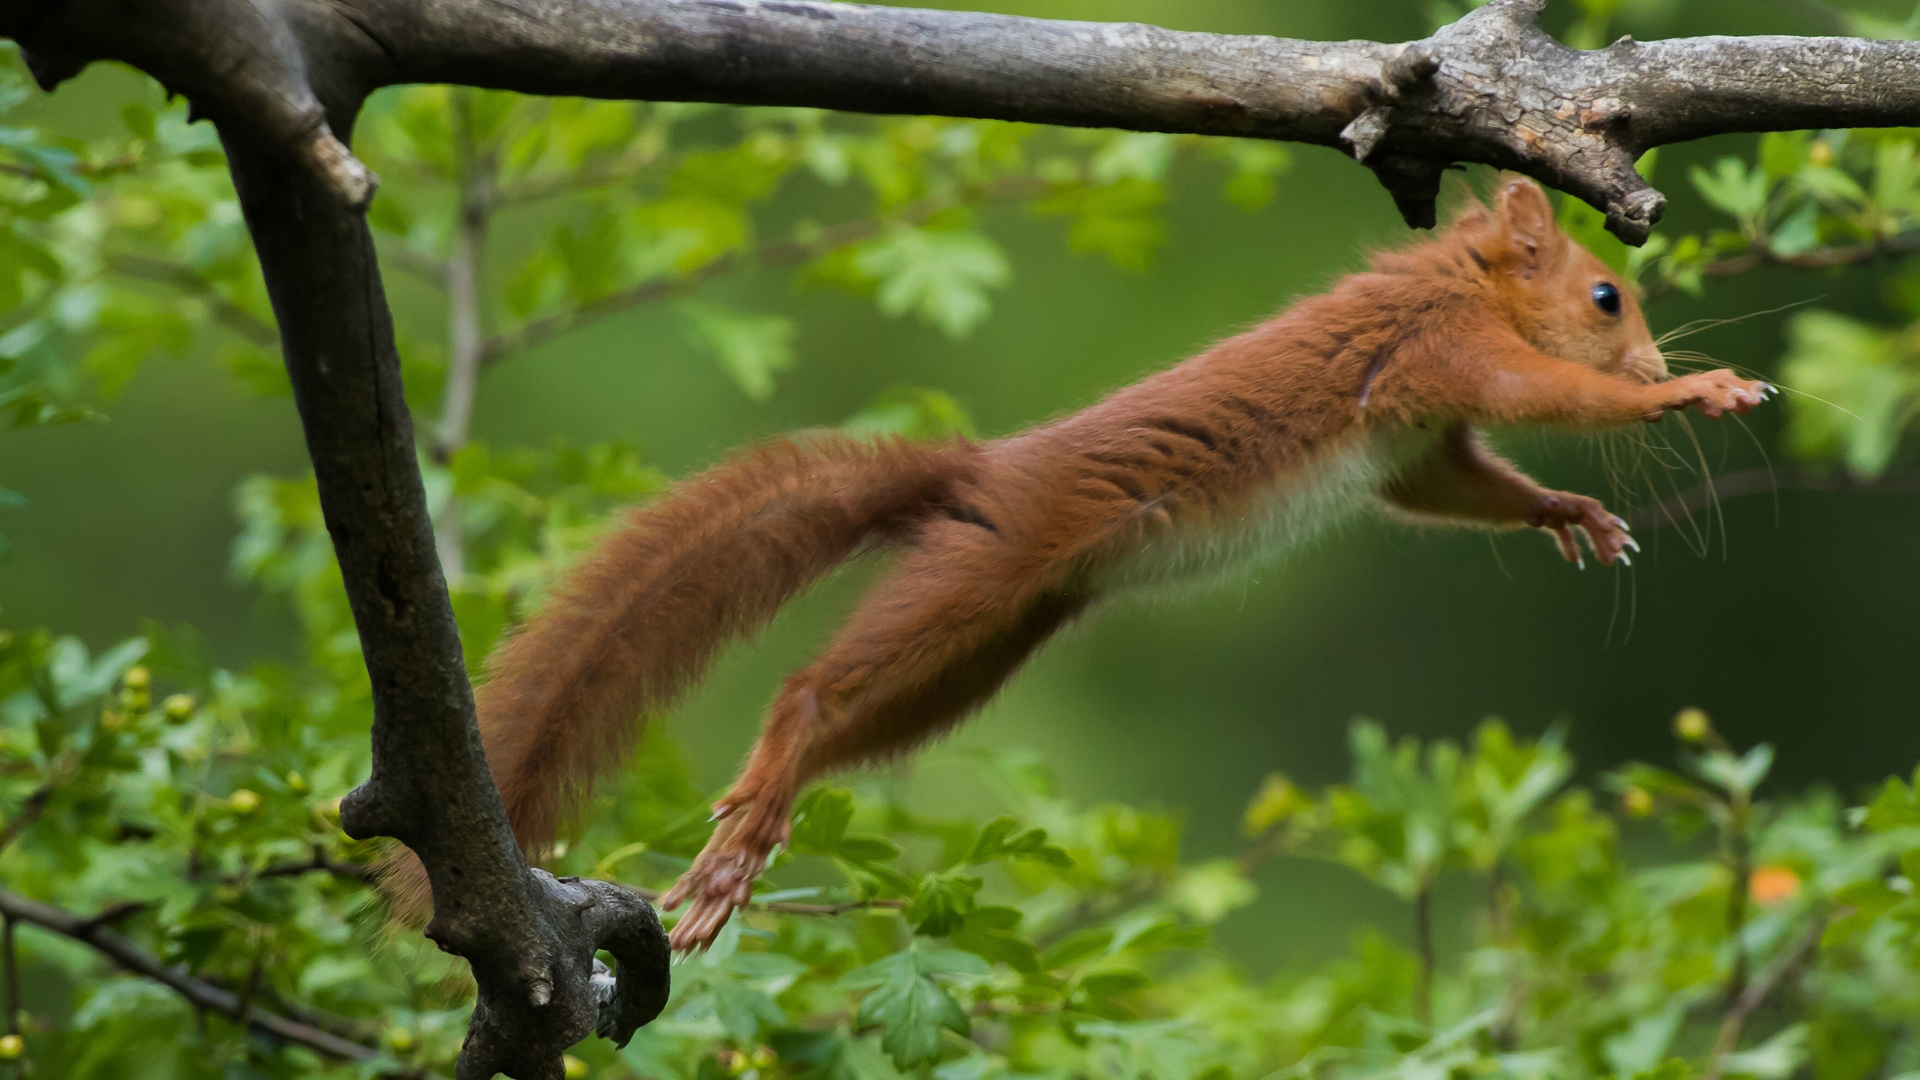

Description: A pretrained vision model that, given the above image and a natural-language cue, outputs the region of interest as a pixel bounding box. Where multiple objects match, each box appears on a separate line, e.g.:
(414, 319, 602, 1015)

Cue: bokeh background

(4, 0, 1916, 973)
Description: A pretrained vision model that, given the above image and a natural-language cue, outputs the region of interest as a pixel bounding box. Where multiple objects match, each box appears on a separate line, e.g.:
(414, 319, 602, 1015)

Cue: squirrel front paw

(1529, 491, 1637, 569)
(1654, 369, 1775, 420)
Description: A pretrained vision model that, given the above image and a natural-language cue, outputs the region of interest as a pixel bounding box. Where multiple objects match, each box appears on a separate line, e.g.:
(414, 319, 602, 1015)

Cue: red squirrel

(379, 177, 1772, 950)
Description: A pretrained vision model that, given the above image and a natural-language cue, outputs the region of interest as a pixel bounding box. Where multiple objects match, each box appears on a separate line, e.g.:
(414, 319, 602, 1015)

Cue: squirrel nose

(1626, 344, 1669, 382)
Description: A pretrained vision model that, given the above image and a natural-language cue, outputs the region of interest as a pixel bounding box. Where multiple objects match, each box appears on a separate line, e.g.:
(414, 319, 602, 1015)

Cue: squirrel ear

(1494, 175, 1557, 260)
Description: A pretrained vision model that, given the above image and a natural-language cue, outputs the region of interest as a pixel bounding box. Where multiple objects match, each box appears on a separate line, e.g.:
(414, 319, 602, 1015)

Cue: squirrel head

(1455, 176, 1667, 383)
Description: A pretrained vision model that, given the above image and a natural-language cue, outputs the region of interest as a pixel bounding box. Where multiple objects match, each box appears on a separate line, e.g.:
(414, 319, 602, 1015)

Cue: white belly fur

(1094, 428, 1437, 595)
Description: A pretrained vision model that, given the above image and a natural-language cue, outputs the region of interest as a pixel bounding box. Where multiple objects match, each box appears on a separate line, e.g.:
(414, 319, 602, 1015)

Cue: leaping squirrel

(380, 176, 1773, 950)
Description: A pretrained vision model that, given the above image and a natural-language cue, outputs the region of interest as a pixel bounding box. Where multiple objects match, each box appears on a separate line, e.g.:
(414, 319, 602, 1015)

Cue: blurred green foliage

(3, 0, 1920, 1075)
(8, 612, 1920, 1080)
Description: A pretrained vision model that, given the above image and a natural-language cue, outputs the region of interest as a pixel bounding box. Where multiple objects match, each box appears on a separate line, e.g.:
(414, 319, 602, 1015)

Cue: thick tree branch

(16, 0, 1920, 243)
(290, 0, 1920, 241)
(217, 134, 668, 1079)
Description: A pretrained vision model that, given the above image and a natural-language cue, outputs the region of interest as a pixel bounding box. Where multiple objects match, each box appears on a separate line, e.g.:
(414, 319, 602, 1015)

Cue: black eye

(1592, 282, 1622, 316)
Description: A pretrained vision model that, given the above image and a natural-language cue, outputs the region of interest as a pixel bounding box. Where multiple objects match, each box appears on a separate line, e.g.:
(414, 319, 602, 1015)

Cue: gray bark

(13, 0, 1920, 241)
(6, 0, 1920, 1074)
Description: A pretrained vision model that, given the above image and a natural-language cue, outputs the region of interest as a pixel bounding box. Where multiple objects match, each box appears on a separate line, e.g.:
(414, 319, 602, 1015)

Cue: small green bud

(123, 665, 150, 691)
(564, 1055, 589, 1079)
(1673, 707, 1712, 744)
(0, 1033, 21, 1059)
(1621, 787, 1654, 818)
(228, 789, 261, 814)
(385, 1027, 416, 1053)
(162, 694, 195, 723)
(285, 771, 309, 794)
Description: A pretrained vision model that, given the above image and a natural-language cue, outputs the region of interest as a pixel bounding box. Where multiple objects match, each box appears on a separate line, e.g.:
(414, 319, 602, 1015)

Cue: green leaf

(1038, 178, 1167, 273)
(1690, 157, 1769, 223)
(1077, 968, 1149, 1000)
(836, 833, 904, 863)
(950, 907, 1039, 973)
(854, 227, 1010, 338)
(851, 948, 976, 1068)
(909, 871, 982, 936)
(1168, 859, 1256, 924)
(790, 787, 855, 853)
(680, 301, 795, 401)
(1781, 310, 1920, 478)
(1039, 927, 1112, 971)
(842, 386, 975, 440)
(1721, 1024, 1808, 1080)
(965, 815, 1073, 867)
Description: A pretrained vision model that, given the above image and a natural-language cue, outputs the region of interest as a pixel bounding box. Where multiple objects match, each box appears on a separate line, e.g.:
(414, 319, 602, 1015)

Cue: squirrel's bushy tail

(378, 434, 972, 924)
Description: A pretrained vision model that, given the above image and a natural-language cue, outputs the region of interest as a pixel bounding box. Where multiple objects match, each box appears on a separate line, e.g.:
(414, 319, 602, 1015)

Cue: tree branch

(1622, 466, 1920, 532)
(19, 0, 1920, 243)
(299, 0, 1920, 242)
(215, 132, 668, 1078)
(0, 885, 390, 1065)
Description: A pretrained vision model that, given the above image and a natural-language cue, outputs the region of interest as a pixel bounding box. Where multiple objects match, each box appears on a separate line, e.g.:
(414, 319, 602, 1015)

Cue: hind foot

(1529, 491, 1637, 569)
(659, 796, 792, 952)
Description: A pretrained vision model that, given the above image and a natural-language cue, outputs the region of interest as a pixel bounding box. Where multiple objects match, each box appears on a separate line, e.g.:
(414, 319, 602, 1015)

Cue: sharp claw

(1618, 552, 1632, 567)
(1612, 515, 1631, 531)
(1624, 536, 1641, 553)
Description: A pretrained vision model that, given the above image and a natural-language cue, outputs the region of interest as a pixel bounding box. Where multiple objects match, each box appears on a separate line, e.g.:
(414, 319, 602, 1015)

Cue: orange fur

(380, 177, 1773, 947)
(377, 434, 975, 923)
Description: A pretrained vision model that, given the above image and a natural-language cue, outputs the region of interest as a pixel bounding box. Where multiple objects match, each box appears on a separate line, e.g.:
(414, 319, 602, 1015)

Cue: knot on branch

(1336, 0, 1669, 244)
(455, 871, 669, 1080)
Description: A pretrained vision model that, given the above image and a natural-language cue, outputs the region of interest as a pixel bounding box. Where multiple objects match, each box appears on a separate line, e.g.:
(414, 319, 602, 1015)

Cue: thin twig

(1724, 798, 1753, 1004)
(3, 916, 16, 1038)
(253, 849, 373, 883)
(478, 176, 1048, 365)
(74, 901, 149, 935)
(1646, 231, 1920, 304)
(0, 885, 396, 1066)
(1622, 466, 1920, 532)
(0, 783, 56, 855)
(104, 254, 279, 346)
(1702, 912, 1833, 1080)
(623, 884, 906, 917)
(376, 242, 451, 288)
(204, 974, 381, 1043)
(1413, 884, 1435, 1027)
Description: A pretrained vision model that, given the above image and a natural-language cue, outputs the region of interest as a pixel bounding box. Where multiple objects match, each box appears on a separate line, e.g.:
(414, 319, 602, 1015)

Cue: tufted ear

(1494, 175, 1558, 263)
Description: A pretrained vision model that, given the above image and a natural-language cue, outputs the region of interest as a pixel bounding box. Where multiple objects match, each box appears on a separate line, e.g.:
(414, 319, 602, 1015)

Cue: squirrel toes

(378, 176, 1773, 951)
